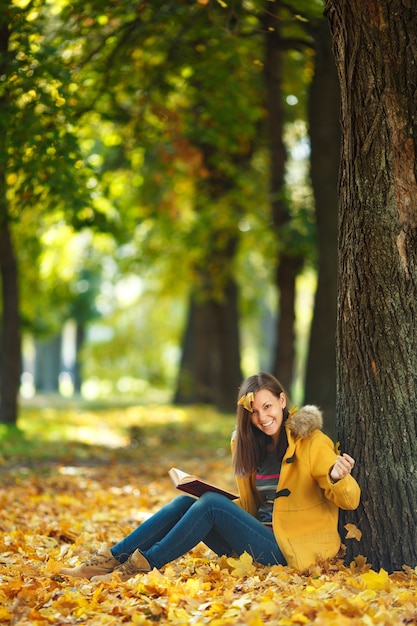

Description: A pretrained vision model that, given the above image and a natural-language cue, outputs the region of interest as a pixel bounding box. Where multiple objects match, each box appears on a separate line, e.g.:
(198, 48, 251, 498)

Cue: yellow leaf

(249, 613, 266, 626)
(0, 607, 12, 622)
(344, 523, 362, 541)
(290, 613, 311, 624)
(184, 577, 202, 596)
(226, 551, 255, 577)
(361, 568, 390, 590)
(231, 594, 252, 609)
(43, 558, 64, 576)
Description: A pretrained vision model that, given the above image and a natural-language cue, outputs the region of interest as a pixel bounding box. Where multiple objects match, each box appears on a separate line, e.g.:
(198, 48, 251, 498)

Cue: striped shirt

(256, 451, 281, 527)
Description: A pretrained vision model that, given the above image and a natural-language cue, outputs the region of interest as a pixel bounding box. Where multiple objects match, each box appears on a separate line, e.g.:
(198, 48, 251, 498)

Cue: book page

(169, 467, 196, 485)
(168, 467, 237, 500)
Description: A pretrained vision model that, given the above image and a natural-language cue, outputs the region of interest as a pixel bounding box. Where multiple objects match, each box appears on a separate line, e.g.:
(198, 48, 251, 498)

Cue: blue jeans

(110, 492, 286, 569)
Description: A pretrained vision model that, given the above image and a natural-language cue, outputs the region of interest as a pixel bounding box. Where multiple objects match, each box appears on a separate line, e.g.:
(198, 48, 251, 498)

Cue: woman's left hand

(330, 453, 355, 482)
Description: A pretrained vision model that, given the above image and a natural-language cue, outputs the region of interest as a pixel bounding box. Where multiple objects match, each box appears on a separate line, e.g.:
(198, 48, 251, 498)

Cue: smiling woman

(232, 373, 360, 570)
(58, 372, 360, 582)
(249, 388, 286, 444)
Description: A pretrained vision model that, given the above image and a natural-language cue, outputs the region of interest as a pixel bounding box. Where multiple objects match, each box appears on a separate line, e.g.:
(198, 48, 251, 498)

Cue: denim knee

(197, 491, 231, 508)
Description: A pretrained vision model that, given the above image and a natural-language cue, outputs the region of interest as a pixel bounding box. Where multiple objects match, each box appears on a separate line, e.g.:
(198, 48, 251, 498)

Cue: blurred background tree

(1, 0, 336, 429)
(0, 0, 110, 423)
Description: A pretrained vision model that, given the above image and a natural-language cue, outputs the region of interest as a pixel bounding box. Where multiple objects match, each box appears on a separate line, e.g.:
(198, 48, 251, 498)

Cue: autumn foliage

(1, 404, 416, 625)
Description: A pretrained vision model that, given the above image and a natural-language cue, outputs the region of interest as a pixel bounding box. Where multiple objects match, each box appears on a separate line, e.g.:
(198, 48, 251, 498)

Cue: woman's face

(250, 388, 286, 444)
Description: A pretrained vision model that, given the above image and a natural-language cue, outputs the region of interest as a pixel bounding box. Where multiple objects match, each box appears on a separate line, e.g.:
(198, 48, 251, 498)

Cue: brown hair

(233, 372, 290, 476)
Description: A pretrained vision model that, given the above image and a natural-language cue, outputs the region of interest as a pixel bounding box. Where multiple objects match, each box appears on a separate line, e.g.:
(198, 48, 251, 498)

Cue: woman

(59, 372, 360, 582)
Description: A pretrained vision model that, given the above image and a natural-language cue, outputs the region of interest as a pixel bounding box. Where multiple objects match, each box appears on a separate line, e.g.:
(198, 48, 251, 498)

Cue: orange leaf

(344, 523, 362, 541)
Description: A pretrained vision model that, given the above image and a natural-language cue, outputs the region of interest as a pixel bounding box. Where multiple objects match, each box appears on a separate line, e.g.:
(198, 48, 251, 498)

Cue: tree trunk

(272, 256, 302, 395)
(0, 213, 21, 425)
(0, 7, 21, 425)
(303, 18, 340, 438)
(174, 275, 242, 413)
(327, 0, 417, 572)
(34, 334, 61, 393)
(73, 322, 85, 394)
(264, 5, 304, 394)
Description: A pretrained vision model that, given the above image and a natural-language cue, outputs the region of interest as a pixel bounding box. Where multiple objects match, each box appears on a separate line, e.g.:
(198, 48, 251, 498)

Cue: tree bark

(304, 18, 340, 438)
(326, 0, 417, 571)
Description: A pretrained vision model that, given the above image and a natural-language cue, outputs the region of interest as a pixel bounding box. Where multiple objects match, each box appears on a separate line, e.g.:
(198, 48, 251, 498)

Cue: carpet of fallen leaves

(1, 404, 417, 625)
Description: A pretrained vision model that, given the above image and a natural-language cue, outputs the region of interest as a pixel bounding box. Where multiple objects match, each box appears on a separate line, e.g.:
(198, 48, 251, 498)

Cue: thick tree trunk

(327, 0, 417, 571)
(304, 19, 340, 438)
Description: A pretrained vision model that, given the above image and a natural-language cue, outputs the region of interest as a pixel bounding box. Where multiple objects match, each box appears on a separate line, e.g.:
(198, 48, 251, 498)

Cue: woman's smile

(250, 389, 286, 444)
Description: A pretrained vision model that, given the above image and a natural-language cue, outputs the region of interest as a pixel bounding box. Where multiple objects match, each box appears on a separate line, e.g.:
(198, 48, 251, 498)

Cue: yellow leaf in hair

(238, 392, 254, 412)
(345, 523, 362, 541)
(289, 405, 298, 416)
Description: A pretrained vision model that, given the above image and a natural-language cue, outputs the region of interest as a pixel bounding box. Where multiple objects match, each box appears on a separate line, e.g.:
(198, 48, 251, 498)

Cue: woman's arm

(309, 433, 361, 510)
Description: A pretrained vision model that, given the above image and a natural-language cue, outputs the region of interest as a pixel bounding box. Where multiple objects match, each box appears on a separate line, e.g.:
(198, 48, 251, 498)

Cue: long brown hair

(233, 372, 289, 476)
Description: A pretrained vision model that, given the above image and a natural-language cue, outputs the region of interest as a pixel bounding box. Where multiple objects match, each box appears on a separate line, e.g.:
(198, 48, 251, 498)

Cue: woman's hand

(330, 453, 355, 482)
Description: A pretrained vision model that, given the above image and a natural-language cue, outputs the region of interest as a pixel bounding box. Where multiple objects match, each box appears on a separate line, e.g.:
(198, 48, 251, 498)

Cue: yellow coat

(233, 405, 361, 571)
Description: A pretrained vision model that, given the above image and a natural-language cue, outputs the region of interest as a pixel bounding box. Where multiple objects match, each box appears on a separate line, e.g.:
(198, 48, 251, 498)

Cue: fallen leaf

(344, 523, 362, 541)
(226, 551, 255, 577)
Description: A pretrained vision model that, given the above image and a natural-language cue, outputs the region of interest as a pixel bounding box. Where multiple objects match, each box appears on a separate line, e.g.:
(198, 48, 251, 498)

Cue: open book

(168, 467, 238, 500)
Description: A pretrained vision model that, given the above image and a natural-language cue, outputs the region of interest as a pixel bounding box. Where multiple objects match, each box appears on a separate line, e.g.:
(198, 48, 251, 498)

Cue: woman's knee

(164, 494, 196, 515)
(175, 494, 195, 505)
(174, 494, 196, 508)
(198, 491, 233, 508)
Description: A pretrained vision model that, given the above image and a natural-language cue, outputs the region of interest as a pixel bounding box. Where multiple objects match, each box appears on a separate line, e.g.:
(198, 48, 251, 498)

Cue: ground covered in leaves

(1, 401, 417, 625)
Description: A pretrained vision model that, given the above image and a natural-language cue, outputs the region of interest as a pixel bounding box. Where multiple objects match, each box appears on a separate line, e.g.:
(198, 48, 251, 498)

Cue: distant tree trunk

(174, 139, 245, 412)
(0, 212, 21, 425)
(175, 276, 242, 412)
(304, 18, 340, 438)
(272, 256, 303, 395)
(73, 322, 85, 394)
(34, 334, 61, 393)
(264, 7, 304, 393)
(327, 0, 417, 571)
(0, 18, 20, 425)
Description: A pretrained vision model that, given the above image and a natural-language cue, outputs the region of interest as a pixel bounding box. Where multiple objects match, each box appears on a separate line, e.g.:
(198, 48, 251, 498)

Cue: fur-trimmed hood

(286, 405, 323, 440)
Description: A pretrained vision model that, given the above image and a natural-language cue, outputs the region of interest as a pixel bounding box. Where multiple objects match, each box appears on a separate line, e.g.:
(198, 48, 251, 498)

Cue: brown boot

(91, 549, 151, 582)
(59, 544, 120, 579)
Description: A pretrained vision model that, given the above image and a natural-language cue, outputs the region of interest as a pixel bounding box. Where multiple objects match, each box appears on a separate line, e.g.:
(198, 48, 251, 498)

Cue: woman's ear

(280, 392, 287, 409)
